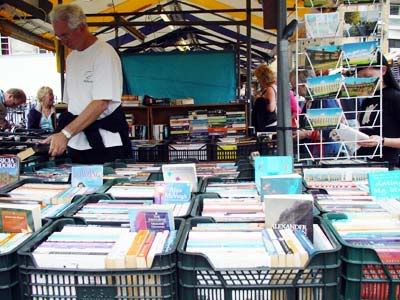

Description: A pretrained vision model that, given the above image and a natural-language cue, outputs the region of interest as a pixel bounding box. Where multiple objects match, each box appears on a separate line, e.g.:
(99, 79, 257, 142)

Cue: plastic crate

(168, 144, 210, 162)
(18, 217, 185, 300)
(324, 213, 400, 300)
(131, 143, 168, 163)
(177, 217, 341, 300)
(0, 219, 51, 300)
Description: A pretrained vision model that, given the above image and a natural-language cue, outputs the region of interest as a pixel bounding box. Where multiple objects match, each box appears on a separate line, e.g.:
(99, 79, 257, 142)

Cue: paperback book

(0, 155, 19, 188)
(264, 195, 314, 240)
(129, 208, 174, 232)
(260, 173, 302, 198)
(71, 165, 103, 188)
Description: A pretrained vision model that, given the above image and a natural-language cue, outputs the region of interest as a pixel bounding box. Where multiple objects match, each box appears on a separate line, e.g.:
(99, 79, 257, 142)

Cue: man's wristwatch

(61, 128, 72, 139)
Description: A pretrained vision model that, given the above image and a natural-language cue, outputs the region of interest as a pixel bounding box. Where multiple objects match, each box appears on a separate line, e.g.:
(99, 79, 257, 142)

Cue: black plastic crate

(18, 217, 185, 300)
(131, 143, 168, 163)
(0, 219, 51, 300)
(324, 213, 400, 300)
(178, 217, 341, 300)
(168, 144, 210, 162)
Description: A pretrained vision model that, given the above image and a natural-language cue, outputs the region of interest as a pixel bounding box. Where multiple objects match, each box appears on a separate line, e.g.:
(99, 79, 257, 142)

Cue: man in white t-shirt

(44, 4, 131, 164)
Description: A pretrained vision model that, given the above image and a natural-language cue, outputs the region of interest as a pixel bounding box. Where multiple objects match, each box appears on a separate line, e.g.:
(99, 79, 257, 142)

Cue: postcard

(341, 76, 379, 97)
(306, 107, 343, 129)
(343, 10, 379, 37)
(306, 73, 342, 99)
(340, 0, 381, 4)
(305, 12, 340, 39)
(304, 0, 339, 7)
(342, 41, 378, 67)
(305, 44, 342, 73)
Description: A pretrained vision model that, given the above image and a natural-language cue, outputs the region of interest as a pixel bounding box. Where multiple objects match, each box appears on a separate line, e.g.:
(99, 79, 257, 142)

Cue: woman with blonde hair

(252, 63, 277, 132)
(27, 86, 56, 131)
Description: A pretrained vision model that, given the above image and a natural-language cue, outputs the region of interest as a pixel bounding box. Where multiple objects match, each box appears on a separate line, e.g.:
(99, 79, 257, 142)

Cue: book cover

(162, 163, 198, 192)
(368, 170, 400, 200)
(129, 208, 174, 232)
(260, 173, 302, 198)
(153, 182, 191, 204)
(0, 155, 19, 188)
(254, 156, 293, 191)
(264, 195, 314, 240)
(71, 165, 103, 188)
(0, 203, 41, 233)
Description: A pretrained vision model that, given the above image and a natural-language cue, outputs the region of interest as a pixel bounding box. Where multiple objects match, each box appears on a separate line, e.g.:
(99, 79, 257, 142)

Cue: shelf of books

(295, 0, 385, 162)
(18, 217, 184, 300)
(177, 216, 341, 300)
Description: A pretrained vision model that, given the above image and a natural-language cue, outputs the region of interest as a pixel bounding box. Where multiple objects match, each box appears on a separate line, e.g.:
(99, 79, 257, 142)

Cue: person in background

(0, 88, 27, 130)
(44, 3, 132, 164)
(357, 53, 400, 166)
(252, 63, 277, 133)
(27, 86, 56, 131)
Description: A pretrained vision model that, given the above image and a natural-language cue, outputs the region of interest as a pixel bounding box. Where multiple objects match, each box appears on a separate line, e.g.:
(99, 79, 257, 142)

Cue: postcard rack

(324, 213, 400, 300)
(18, 217, 185, 300)
(177, 217, 341, 300)
(295, 0, 384, 162)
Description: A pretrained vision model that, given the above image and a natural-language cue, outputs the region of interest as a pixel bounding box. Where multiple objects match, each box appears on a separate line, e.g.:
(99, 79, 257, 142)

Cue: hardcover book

(264, 194, 314, 240)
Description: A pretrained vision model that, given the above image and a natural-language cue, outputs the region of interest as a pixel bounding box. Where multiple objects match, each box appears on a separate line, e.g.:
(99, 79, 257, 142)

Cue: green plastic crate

(18, 217, 184, 300)
(324, 213, 400, 300)
(178, 216, 341, 300)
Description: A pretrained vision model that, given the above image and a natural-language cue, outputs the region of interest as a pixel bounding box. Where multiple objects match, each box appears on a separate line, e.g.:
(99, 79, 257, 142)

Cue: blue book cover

(129, 208, 174, 232)
(254, 156, 293, 191)
(154, 182, 191, 204)
(71, 165, 103, 188)
(260, 174, 302, 199)
(368, 170, 400, 200)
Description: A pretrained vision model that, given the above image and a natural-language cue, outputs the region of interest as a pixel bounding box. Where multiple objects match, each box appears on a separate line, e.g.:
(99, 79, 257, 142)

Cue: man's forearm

(64, 100, 110, 136)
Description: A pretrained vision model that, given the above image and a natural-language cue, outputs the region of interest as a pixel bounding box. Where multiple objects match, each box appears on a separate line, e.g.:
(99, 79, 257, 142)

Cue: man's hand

(44, 132, 68, 157)
(358, 135, 382, 148)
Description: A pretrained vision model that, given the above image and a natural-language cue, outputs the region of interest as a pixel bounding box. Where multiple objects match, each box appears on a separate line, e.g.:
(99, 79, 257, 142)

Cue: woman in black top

(357, 54, 400, 166)
(252, 63, 277, 133)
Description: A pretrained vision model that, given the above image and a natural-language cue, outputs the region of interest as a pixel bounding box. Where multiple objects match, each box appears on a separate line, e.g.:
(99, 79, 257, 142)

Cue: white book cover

(162, 163, 198, 192)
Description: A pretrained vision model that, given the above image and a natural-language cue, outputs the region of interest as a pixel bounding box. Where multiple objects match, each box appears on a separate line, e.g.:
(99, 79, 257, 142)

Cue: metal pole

(276, 1, 293, 156)
(246, 0, 252, 127)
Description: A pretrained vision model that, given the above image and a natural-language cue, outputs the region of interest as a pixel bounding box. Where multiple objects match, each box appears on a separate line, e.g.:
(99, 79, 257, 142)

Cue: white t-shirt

(64, 39, 123, 150)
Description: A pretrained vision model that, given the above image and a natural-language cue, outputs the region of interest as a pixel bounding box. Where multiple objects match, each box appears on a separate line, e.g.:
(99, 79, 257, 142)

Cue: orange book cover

(136, 232, 156, 268)
(1, 209, 30, 233)
(125, 230, 150, 268)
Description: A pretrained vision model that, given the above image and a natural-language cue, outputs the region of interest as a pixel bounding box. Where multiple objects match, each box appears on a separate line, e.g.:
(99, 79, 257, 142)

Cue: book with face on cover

(71, 165, 103, 188)
(264, 194, 314, 240)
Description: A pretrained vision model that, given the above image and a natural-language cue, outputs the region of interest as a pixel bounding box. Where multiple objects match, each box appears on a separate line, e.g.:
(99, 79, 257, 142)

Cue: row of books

(32, 225, 177, 270)
(186, 222, 334, 269)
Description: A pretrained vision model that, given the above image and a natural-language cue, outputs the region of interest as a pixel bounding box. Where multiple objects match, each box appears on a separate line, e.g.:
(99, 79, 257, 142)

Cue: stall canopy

(0, 0, 311, 68)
